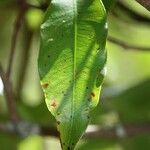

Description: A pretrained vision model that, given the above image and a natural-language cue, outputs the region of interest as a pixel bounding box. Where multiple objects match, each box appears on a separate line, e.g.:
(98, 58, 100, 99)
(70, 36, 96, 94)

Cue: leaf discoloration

(91, 92, 95, 98)
(50, 100, 57, 108)
(57, 121, 61, 125)
(42, 83, 49, 89)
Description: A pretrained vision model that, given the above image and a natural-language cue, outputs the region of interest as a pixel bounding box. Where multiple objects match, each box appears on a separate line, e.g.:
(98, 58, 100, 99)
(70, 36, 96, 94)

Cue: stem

(108, 36, 150, 51)
(7, 0, 27, 78)
(136, 0, 150, 11)
(16, 26, 33, 98)
(0, 65, 19, 122)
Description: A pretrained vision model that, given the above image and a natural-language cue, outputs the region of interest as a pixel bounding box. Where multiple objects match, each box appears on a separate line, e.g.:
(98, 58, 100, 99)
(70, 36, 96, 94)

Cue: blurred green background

(0, 0, 150, 150)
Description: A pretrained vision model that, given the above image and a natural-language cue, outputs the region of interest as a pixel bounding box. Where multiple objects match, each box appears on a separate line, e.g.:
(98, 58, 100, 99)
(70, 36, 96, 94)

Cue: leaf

(38, 0, 107, 149)
(102, 0, 116, 12)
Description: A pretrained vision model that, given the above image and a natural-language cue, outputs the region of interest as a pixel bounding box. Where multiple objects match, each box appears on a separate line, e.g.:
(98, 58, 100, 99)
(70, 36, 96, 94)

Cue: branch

(7, 0, 27, 78)
(0, 122, 150, 139)
(0, 123, 8, 132)
(26, 3, 48, 11)
(0, 65, 19, 122)
(16, 26, 33, 97)
(6, 1, 49, 78)
(136, 0, 150, 11)
(107, 36, 150, 51)
(115, 1, 150, 24)
(41, 123, 150, 138)
(84, 123, 150, 138)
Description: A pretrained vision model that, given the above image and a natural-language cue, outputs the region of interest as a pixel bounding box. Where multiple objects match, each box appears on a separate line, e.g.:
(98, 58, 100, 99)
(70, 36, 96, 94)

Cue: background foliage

(0, 0, 150, 150)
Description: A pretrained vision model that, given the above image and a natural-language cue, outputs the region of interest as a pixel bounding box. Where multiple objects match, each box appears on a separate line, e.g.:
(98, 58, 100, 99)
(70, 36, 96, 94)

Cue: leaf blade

(38, 0, 107, 149)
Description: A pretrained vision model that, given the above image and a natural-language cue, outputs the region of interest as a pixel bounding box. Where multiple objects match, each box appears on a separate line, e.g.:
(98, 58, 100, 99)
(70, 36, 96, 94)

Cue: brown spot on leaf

(57, 112, 60, 115)
(91, 92, 95, 98)
(50, 101, 57, 107)
(42, 83, 49, 89)
(57, 121, 61, 125)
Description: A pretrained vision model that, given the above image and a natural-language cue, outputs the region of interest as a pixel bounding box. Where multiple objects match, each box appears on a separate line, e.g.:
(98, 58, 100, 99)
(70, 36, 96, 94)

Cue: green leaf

(102, 0, 116, 12)
(38, 0, 107, 149)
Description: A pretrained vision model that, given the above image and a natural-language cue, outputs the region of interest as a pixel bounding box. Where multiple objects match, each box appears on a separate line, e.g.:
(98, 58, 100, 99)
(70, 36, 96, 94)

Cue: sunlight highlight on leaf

(38, 0, 107, 149)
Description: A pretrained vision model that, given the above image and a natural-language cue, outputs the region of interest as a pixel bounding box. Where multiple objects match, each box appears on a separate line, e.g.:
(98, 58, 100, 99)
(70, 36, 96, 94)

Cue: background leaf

(102, 0, 116, 12)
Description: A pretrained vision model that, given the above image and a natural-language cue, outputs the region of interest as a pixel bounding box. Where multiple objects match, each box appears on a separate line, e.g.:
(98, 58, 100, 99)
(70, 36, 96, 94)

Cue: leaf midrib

(73, 0, 77, 112)
(70, 0, 77, 141)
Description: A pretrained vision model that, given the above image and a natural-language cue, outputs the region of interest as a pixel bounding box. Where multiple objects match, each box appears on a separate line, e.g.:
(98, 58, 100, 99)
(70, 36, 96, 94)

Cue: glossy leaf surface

(38, 0, 107, 149)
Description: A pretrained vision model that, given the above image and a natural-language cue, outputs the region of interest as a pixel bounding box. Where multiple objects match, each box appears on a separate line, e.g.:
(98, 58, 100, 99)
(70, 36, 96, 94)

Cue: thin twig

(16, 26, 33, 97)
(26, 3, 48, 10)
(0, 121, 150, 138)
(136, 0, 150, 11)
(115, 1, 150, 24)
(41, 123, 150, 138)
(0, 123, 7, 132)
(0, 65, 19, 122)
(1, 0, 27, 123)
(7, 0, 27, 78)
(108, 36, 150, 51)
(84, 123, 150, 138)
